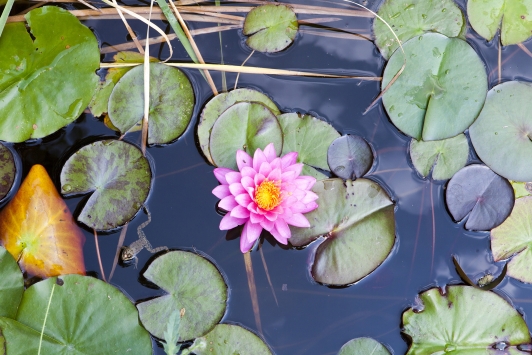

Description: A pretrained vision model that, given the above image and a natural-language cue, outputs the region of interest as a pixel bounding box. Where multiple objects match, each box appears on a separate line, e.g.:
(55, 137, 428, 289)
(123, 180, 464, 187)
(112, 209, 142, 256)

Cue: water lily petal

(219, 195, 238, 211)
(275, 219, 291, 239)
(212, 185, 231, 199)
(220, 213, 246, 230)
(241, 176, 255, 189)
(295, 176, 316, 190)
(241, 166, 256, 178)
(284, 213, 310, 227)
(254, 173, 266, 186)
(229, 183, 246, 196)
(270, 157, 282, 170)
(264, 211, 278, 221)
(281, 171, 296, 182)
(236, 150, 252, 170)
(250, 212, 264, 224)
(230, 205, 250, 219)
(270, 226, 288, 245)
(253, 148, 268, 171)
(267, 168, 282, 182)
(235, 194, 252, 207)
(284, 163, 303, 176)
(301, 191, 319, 204)
(245, 221, 263, 243)
(260, 218, 274, 231)
(225, 171, 242, 184)
(213, 168, 233, 184)
(240, 226, 256, 253)
(263, 143, 277, 162)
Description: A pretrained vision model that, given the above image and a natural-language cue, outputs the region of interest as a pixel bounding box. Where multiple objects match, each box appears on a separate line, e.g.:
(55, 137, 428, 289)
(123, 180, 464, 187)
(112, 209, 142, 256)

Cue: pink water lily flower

(212, 143, 319, 253)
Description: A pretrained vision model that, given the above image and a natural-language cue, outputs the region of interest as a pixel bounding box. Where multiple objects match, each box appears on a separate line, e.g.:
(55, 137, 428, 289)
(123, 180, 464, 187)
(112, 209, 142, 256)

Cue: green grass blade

(0, 0, 16, 38)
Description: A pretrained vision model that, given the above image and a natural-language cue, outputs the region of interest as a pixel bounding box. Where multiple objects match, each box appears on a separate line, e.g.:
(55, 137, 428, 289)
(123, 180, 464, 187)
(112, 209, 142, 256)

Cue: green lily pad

(60, 139, 151, 231)
(0, 6, 100, 143)
(278, 113, 340, 177)
(192, 324, 272, 355)
(382, 33, 487, 141)
(511, 181, 532, 199)
(374, 0, 464, 60)
(290, 178, 395, 286)
(491, 196, 532, 283)
(243, 4, 299, 53)
(327, 135, 374, 180)
(468, 0, 532, 46)
(470, 81, 532, 182)
(0, 247, 23, 319)
(338, 337, 391, 355)
(198, 88, 280, 165)
(209, 102, 283, 170)
(137, 250, 227, 341)
(403, 285, 531, 354)
(108, 63, 195, 145)
(0, 143, 15, 201)
(0, 274, 152, 354)
(409, 134, 468, 180)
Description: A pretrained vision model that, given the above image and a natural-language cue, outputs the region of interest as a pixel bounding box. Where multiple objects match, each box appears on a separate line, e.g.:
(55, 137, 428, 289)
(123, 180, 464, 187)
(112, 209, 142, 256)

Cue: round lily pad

(108, 63, 194, 145)
(60, 139, 152, 231)
(198, 88, 280, 165)
(511, 181, 532, 199)
(290, 178, 395, 286)
(491, 196, 532, 283)
(409, 134, 468, 180)
(137, 250, 227, 341)
(0, 247, 23, 319)
(468, 0, 532, 45)
(403, 285, 531, 353)
(0, 274, 152, 354)
(243, 4, 299, 53)
(470, 81, 532, 182)
(327, 135, 374, 180)
(374, 0, 464, 60)
(0, 6, 100, 143)
(209, 102, 283, 170)
(192, 324, 272, 355)
(445, 164, 514, 231)
(0, 143, 15, 201)
(338, 337, 391, 355)
(382, 33, 487, 141)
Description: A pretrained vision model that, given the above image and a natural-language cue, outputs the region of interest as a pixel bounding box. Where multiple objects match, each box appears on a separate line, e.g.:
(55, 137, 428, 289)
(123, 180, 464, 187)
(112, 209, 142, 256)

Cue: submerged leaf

(327, 135, 373, 180)
(137, 251, 227, 341)
(445, 164, 514, 231)
(0, 165, 85, 278)
(0, 6, 100, 142)
(290, 178, 395, 286)
(382, 33, 487, 141)
(243, 4, 298, 53)
(403, 286, 531, 354)
(374, 0, 464, 59)
(192, 324, 272, 355)
(60, 139, 151, 231)
(0, 247, 23, 319)
(409, 134, 468, 180)
(0, 143, 15, 201)
(338, 337, 391, 355)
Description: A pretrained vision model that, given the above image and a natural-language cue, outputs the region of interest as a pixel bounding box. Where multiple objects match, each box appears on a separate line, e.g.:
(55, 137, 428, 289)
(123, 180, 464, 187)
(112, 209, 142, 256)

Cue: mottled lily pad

(0, 247, 23, 319)
(137, 250, 227, 341)
(470, 81, 532, 182)
(382, 33, 487, 141)
(198, 88, 280, 165)
(243, 4, 298, 53)
(338, 337, 391, 355)
(445, 164, 514, 231)
(209, 102, 283, 170)
(192, 324, 272, 355)
(409, 134, 468, 180)
(290, 178, 395, 286)
(374, 0, 464, 59)
(491, 196, 532, 283)
(0, 143, 15, 201)
(327, 135, 373, 180)
(108, 63, 194, 144)
(0, 274, 152, 354)
(468, 0, 532, 45)
(0, 6, 100, 143)
(60, 139, 151, 231)
(403, 286, 531, 354)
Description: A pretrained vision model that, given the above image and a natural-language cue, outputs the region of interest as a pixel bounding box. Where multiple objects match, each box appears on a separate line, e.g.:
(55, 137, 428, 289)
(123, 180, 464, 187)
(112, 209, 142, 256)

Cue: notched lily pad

(409, 134, 468, 180)
(0, 6, 100, 143)
(338, 337, 391, 355)
(403, 285, 531, 354)
(0, 247, 23, 319)
(327, 135, 373, 180)
(108, 63, 195, 145)
(445, 164, 514, 231)
(209, 102, 283, 170)
(137, 250, 227, 341)
(60, 139, 151, 231)
(243, 4, 299, 53)
(290, 178, 395, 286)
(374, 0, 464, 59)
(0, 143, 15, 201)
(382, 33, 487, 141)
(198, 88, 280, 165)
(470, 81, 532, 182)
(468, 0, 532, 45)
(192, 324, 272, 355)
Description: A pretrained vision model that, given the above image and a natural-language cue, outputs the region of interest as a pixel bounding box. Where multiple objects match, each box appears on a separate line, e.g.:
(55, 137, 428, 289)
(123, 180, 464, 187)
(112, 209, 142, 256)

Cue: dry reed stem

(141, 0, 153, 155)
(94, 229, 107, 282)
(259, 246, 279, 306)
(108, 223, 128, 282)
(234, 49, 254, 89)
(300, 28, 371, 41)
(243, 252, 263, 336)
(518, 42, 532, 58)
(17, 1, 47, 15)
(112, 0, 145, 53)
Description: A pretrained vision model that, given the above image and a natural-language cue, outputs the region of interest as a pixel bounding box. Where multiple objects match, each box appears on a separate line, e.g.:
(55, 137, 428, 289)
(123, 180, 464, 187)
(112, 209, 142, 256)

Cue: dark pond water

(6, 0, 532, 353)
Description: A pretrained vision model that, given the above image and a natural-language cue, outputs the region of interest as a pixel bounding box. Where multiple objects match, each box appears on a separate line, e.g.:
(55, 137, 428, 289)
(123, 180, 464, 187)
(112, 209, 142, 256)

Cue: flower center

(255, 180, 281, 211)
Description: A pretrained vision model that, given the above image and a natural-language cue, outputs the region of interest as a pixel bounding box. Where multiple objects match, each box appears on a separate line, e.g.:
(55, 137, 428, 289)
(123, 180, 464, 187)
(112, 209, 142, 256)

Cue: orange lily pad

(0, 164, 85, 278)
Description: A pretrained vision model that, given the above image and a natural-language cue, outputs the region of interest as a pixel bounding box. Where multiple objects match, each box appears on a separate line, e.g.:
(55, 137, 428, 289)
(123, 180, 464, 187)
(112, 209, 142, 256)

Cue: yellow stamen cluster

(255, 180, 281, 211)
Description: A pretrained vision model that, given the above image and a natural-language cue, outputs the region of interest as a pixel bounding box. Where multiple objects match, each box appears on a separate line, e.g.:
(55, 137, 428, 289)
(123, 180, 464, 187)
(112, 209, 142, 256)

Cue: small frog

(120, 206, 168, 267)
